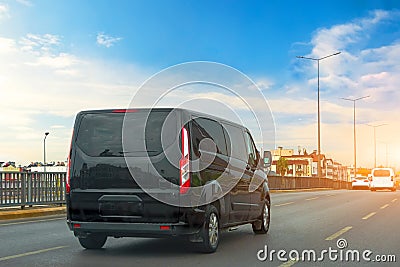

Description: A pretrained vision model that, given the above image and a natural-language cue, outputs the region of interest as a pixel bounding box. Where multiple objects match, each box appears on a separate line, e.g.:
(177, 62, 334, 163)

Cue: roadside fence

(268, 176, 352, 190)
(0, 172, 351, 209)
(0, 172, 66, 209)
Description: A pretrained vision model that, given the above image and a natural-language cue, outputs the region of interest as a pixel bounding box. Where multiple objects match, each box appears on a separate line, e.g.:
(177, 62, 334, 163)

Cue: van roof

(77, 108, 249, 131)
(372, 167, 394, 171)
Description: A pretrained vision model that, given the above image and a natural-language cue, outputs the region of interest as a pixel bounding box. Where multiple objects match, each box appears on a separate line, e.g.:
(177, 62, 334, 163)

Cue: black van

(66, 108, 272, 253)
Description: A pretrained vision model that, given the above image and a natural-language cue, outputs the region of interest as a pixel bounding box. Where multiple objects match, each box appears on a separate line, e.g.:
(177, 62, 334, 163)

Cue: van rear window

(373, 170, 391, 177)
(76, 111, 176, 157)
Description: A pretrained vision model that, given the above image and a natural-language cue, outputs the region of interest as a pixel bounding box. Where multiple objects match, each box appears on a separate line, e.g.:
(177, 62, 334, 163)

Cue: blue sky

(1, 0, 400, 169)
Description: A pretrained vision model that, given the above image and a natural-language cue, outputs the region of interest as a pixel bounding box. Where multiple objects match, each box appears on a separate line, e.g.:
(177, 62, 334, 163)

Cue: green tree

(277, 157, 288, 176)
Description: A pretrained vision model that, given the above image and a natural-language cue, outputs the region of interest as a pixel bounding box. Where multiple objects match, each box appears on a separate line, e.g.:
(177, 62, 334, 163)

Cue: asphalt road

(0, 190, 398, 267)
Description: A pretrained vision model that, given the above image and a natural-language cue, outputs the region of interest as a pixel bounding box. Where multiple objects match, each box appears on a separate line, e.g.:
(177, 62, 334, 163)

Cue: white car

(370, 167, 396, 192)
(351, 176, 370, 190)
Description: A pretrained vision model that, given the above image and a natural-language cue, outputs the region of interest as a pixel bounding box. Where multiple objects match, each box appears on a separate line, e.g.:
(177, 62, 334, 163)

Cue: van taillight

(180, 127, 190, 194)
(66, 156, 71, 194)
(112, 109, 137, 113)
(66, 130, 73, 194)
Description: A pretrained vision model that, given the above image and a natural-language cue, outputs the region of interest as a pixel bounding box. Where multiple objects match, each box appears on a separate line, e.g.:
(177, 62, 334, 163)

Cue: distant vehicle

(370, 167, 396, 192)
(66, 108, 272, 253)
(351, 176, 370, 190)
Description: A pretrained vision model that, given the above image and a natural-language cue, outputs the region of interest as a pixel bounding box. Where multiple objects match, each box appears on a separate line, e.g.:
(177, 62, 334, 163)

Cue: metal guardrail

(0, 172, 66, 209)
(268, 176, 352, 190)
(0, 172, 351, 209)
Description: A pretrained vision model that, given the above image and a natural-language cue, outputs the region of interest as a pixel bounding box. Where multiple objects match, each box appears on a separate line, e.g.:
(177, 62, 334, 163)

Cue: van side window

(190, 117, 228, 157)
(223, 124, 247, 162)
(244, 131, 257, 167)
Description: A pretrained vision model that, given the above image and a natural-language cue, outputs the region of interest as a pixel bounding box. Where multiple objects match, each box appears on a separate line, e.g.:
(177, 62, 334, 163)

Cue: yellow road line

(391, 198, 397, 203)
(0, 246, 68, 261)
(279, 259, 299, 267)
(362, 212, 376, 220)
(274, 202, 295, 207)
(325, 226, 353, 241)
(306, 197, 319, 201)
(380, 204, 389, 210)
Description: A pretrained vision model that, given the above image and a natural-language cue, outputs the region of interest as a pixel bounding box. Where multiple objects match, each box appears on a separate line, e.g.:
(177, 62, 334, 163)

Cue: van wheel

(200, 205, 219, 253)
(252, 199, 270, 234)
(78, 234, 107, 249)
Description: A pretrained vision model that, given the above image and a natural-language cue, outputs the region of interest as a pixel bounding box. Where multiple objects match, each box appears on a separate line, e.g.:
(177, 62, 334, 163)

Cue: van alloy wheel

(262, 204, 269, 230)
(252, 199, 270, 234)
(200, 205, 219, 253)
(208, 213, 219, 247)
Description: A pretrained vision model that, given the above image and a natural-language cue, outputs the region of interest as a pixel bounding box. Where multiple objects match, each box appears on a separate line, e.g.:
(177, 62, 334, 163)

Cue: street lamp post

(44, 132, 49, 173)
(366, 124, 387, 168)
(297, 52, 341, 179)
(341, 96, 369, 177)
(385, 143, 388, 167)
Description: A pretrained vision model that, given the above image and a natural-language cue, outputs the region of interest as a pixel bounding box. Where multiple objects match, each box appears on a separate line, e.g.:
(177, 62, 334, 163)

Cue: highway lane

(0, 190, 398, 267)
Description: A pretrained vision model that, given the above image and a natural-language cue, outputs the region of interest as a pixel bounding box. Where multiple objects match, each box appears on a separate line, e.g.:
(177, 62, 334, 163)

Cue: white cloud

(2, 9, 400, 171)
(26, 53, 81, 70)
(19, 33, 61, 54)
(0, 37, 17, 52)
(282, 9, 400, 169)
(254, 78, 274, 91)
(16, 0, 33, 7)
(50, 125, 66, 129)
(96, 32, 122, 48)
(310, 10, 390, 59)
(0, 35, 148, 165)
(0, 4, 9, 20)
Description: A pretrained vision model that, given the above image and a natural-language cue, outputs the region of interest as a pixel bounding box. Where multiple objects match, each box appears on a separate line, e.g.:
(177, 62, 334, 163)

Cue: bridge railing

(0, 172, 66, 209)
(0, 172, 351, 209)
(268, 176, 352, 190)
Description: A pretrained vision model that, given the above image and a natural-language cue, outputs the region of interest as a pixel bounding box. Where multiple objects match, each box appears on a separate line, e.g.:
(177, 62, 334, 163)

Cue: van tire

(78, 234, 107, 249)
(252, 199, 270, 234)
(200, 205, 219, 253)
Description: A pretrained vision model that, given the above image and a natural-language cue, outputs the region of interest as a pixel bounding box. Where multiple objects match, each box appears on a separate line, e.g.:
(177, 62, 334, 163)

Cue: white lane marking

(391, 198, 397, 203)
(0, 246, 68, 261)
(380, 204, 389, 210)
(362, 212, 376, 220)
(0, 217, 64, 227)
(274, 202, 295, 207)
(325, 226, 353, 241)
(279, 258, 299, 267)
(306, 197, 319, 201)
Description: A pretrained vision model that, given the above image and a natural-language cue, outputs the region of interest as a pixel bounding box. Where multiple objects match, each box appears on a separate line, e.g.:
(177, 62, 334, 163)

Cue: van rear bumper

(67, 220, 201, 238)
(370, 184, 395, 189)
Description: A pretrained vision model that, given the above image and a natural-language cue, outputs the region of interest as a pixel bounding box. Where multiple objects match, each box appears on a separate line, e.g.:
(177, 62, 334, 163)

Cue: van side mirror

(263, 151, 272, 168)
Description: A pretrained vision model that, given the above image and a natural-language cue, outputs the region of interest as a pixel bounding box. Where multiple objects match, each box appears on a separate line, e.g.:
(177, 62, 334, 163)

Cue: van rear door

(68, 109, 181, 223)
(372, 169, 394, 188)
